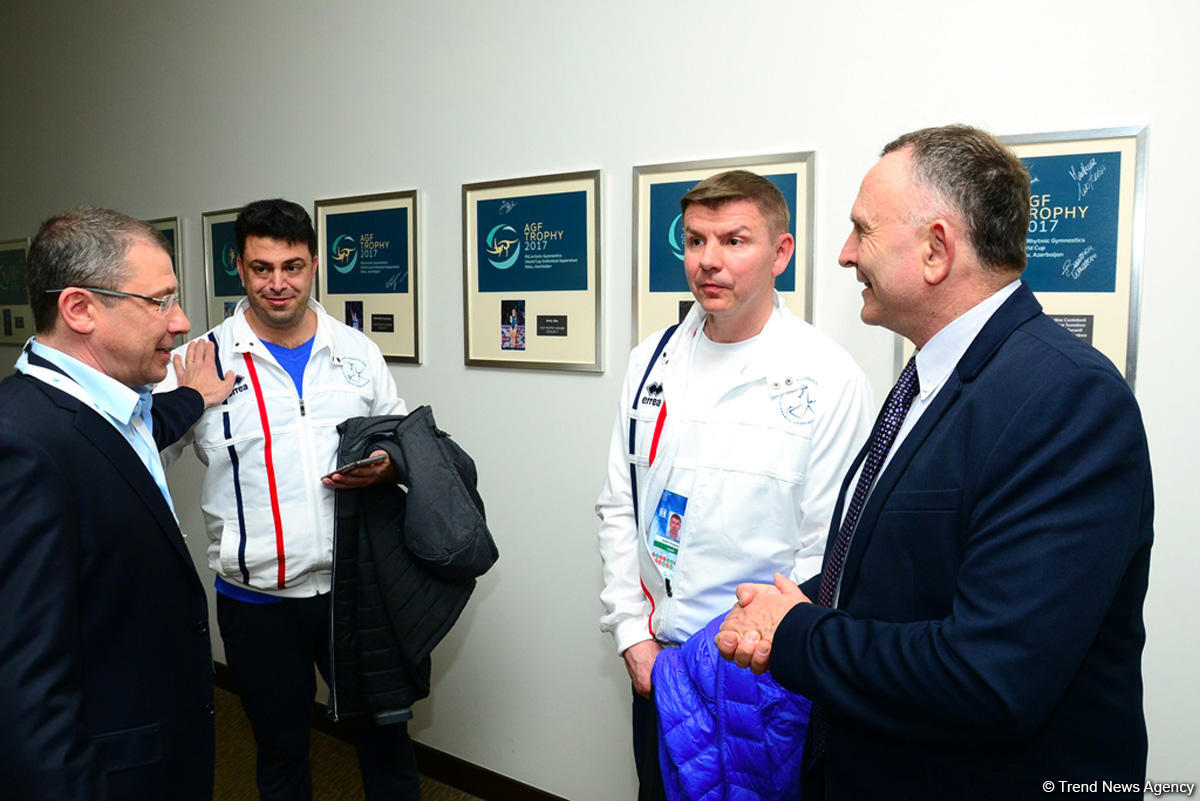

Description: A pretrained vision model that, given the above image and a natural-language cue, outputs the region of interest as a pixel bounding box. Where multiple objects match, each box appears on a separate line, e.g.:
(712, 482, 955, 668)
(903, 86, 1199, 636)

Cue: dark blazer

(0, 368, 214, 801)
(775, 284, 1153, 800)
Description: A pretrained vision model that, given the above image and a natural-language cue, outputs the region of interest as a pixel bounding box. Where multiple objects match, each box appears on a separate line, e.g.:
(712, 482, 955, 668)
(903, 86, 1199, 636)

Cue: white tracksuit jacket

(159, 299, 406, 597)
(595, 295, 874, 654)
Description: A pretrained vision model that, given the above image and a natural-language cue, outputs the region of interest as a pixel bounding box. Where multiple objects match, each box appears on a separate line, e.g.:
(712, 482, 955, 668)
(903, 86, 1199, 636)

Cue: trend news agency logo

(221, 242, 239, 276)
(668, 214, 685, 261)
(330, 234, 358, 274)
(485, 224, 520, 270)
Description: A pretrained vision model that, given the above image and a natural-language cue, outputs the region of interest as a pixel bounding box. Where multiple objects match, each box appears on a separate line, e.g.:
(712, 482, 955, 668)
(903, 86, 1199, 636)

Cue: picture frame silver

(0, 237, 32, 346)
(315, 190, 420, 363)
(201, 208, 242, 329)
(632, 152, 815, 343)
(893, 127, 1147, 388)
(462, 169, 602, 372)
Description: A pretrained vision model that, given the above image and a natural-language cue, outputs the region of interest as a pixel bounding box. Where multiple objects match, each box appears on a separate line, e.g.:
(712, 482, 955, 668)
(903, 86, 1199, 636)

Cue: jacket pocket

(92, 722, 162, 773)
(219, 505, 322, 589)
(872, 489, 964, 617)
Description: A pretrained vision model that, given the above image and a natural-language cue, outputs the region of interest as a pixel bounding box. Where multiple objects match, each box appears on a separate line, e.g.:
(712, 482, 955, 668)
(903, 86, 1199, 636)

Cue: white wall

(2, 2, 1196, 798)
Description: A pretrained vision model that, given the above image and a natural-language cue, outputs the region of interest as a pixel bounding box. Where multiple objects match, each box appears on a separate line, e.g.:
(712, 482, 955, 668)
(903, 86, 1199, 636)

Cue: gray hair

(882, 124, 1030, 273)
(27, 207, 169, 333)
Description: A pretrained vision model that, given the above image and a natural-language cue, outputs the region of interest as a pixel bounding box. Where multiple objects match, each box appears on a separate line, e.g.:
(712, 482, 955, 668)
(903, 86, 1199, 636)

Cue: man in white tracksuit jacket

(595, 171, 873, 800)
(158, 199, 416, 801)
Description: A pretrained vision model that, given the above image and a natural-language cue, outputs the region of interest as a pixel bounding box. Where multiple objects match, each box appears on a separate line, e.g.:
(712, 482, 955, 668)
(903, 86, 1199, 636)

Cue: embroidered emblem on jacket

(779, 380, 817, 425)
(341, 357, 369, 387)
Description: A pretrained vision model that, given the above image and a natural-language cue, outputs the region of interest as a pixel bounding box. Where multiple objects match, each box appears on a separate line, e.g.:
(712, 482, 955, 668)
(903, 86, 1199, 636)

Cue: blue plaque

(1021, 151, 1120, 293)
(159, 227, 176, 259)
(209, 220, 243, 297)
(476, 190, 588, 293)
(647, 173, 797, 294)
(325, 207, 410, 295)
(0, 246, 28, 306)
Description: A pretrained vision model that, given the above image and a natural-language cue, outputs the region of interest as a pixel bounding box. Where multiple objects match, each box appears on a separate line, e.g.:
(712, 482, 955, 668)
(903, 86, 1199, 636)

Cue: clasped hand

(715, 573, 811, 674)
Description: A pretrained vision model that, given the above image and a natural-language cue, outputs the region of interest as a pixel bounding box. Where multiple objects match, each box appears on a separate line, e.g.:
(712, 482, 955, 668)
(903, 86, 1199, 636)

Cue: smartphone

(323, 452, 387, 480)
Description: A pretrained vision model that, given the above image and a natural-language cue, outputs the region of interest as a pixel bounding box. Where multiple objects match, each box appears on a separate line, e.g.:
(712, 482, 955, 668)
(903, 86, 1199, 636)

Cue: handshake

(715, 573, 812, 673)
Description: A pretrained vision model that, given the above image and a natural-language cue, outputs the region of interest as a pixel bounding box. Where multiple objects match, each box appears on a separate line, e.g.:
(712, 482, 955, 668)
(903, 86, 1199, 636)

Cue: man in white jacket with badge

(595, 170, 873, 800)
(158, 199, 417, 801)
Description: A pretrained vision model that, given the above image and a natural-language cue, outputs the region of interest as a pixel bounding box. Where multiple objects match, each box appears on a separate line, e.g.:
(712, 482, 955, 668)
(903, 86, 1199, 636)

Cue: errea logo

(641, 381, 664, 407)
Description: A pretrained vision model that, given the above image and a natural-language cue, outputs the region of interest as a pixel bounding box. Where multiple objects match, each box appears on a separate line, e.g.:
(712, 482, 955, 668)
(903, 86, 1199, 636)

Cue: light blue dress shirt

(15, 338, 176, 516)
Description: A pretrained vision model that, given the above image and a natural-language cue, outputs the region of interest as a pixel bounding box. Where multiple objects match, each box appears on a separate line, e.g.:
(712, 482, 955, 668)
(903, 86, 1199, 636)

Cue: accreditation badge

(649, 490, 688, 581)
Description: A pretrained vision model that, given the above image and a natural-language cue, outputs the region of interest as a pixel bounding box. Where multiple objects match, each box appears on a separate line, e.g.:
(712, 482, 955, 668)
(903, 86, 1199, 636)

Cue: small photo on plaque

(223, 301, 238, 319)
(345, 300, 364, 332)
(501, 299, 525, 351)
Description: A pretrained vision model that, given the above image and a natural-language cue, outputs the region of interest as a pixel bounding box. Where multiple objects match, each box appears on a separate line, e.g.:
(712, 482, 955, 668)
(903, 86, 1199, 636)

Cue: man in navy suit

(717, 125, 1153, 800)
(0, 208, 233, 800)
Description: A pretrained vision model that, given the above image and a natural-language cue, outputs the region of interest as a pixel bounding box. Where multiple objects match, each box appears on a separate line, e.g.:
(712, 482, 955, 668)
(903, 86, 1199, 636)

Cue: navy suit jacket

(0, 368, 214, 801)
(776, 284, 1153, 800)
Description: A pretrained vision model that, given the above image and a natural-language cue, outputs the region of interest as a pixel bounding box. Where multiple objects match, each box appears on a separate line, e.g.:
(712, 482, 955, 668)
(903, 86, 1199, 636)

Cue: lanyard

(627, 323, 678, 525)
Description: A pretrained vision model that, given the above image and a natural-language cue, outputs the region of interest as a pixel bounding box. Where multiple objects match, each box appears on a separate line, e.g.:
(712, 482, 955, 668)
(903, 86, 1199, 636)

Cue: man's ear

(57, 288, 98, 334)
(772, 232, 796, 278)
(922, 219, 954, 286)
(236, 256, 247, 288)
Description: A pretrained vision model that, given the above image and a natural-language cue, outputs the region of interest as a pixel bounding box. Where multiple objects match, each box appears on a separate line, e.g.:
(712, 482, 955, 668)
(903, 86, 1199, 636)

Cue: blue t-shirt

(261, 336, 315, 398)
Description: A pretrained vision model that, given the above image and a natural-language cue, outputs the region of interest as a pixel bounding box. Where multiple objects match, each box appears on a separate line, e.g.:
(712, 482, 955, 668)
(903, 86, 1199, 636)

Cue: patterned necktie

(817, 355, 920, 607)
(807, 356, 919, 764)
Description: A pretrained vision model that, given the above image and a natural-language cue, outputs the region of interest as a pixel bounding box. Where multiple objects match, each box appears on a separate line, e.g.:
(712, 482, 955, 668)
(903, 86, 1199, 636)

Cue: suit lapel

(30, 377, 195, 567)
(836, 283, 1044, 603)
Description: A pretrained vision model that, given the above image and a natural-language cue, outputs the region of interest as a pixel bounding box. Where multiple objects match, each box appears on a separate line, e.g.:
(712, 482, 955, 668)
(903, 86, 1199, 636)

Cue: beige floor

(215, 686, 481, 801)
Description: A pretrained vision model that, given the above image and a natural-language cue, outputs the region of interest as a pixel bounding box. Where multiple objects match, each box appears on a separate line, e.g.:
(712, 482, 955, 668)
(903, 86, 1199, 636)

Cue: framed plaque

(632, 152, 814, 342)
(0, 238, 33, 346)
(148, 216, 183, 307)
(893, 127, 1147, 387)
(315, 190, 419, 362)
(202, 208, 243, 328)
(462, 169, 601, 371)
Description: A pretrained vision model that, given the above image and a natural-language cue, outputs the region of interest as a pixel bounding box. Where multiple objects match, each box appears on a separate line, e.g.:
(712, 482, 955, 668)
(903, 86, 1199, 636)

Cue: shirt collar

(914, 279, 1022, 400)
(26, 338, 149, 426)
(230, 296, 334, 358)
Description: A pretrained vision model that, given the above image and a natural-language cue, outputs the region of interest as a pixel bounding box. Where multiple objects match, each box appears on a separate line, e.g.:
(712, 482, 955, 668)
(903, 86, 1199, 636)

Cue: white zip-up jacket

(595, 295, 874, 654)
(159, 299, 406, 597)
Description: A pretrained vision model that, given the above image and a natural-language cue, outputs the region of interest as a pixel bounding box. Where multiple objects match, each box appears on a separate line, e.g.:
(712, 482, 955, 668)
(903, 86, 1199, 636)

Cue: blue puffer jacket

(652, 613, 812, 801)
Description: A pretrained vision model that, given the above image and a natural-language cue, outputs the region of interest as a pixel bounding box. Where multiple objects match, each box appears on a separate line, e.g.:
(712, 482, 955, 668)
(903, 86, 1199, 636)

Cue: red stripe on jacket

(242, 353, 287, 589)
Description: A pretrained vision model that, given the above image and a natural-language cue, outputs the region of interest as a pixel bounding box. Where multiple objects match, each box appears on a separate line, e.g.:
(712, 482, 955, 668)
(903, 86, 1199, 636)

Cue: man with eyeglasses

(0, 207, 235, 800)
(157, 198, 417, 801)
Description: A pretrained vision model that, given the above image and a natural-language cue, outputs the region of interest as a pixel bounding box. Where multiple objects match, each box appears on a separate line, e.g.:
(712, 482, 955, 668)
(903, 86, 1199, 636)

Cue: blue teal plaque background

(209, 220, 243, 297)
(0, 247, 28, 305)
(325, 208, 410, 294)
(648, 173, 797, 293)
(159, 227, 176, 261)
(1021, 151, 1120, 293)
(476, 190, 588, 293)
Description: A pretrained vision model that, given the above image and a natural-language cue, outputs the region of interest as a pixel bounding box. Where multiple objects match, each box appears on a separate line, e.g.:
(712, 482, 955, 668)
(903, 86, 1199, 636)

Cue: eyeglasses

(45, 286, 180, 314)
